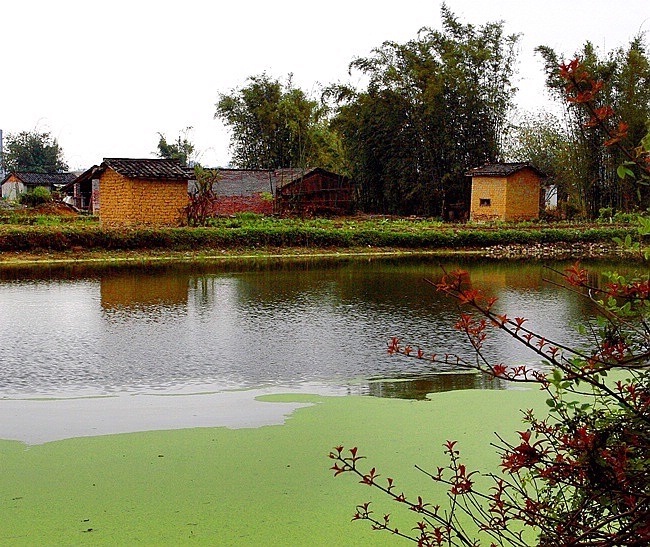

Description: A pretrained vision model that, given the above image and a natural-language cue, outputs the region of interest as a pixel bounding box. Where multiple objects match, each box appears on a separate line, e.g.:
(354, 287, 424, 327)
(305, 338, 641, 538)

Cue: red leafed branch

(329, 58, 649, 546)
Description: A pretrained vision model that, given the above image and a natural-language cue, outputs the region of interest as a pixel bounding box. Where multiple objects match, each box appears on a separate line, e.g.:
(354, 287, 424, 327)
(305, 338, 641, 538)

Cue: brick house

(466, 162, 545, 221)
(276, 168, 353, 215)
(211, 169, 278, 215)
(66, 158, 192, 225)
(1, 171, 77, 200)
(211, 167, 352, 216)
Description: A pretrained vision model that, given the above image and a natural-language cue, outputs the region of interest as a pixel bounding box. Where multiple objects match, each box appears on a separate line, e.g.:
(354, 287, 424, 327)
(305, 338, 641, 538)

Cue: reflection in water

(101, 270, 189, 310)
(0, 256, 621, 399)
(364, 372, 507, 399)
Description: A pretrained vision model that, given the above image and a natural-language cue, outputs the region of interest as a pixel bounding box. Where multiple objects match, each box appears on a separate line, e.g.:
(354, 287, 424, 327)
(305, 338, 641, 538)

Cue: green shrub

(19, 186, 52, 207)
(598, 206, 614, 220)
(0, 221, 637, 253)
(34, 215, 61, 226)
(234, 212, 265, 221)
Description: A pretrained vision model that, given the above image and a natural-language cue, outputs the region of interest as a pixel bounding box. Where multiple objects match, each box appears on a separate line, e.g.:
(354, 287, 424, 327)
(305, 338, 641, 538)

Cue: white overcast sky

(2, 0, 648, 170)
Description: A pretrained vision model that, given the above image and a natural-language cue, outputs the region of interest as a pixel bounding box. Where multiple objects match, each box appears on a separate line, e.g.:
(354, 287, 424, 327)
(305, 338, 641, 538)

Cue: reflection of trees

(0, 257, 629, 395)
(189, 276, 218, 311)
(363, 373, 507, 400)
(99, 257, 624, 382)
(184, 258, 613, 387)
(226, 258, 597, 320)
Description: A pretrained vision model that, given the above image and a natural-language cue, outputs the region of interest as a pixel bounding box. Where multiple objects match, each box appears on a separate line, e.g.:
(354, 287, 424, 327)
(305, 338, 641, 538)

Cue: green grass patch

(0, 218, 635, 253)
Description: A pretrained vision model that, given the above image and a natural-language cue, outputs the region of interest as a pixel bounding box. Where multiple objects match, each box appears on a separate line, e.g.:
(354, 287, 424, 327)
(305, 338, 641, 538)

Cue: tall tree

(215, 73, 342, 171)
(505, 111, 581, 210)
(156, 127, 196, 167)
(537, 36, 650, 215)
(3, 131, 68, 173)
(329, 4, 519, 217)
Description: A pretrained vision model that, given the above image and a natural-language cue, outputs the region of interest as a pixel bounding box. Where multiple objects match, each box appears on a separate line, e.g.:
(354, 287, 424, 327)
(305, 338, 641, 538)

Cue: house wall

(99, 168, 188, 226)
(470, 169, 540, 221)
(277, 172, 353, 214)
(212, 194, 273, 216)
(504, 169, 540, 221)
(1, 175, 26, 201)
(470, 177, 506, 221)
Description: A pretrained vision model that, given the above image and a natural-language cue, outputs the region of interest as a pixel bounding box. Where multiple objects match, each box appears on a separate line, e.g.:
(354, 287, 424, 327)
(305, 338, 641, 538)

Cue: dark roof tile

(2, 172, 77, 187)
(103, 158, 191, 180)
(215, 169, 275, 196)
(214, 168, 312, 196)
(465, 162, 545, 177)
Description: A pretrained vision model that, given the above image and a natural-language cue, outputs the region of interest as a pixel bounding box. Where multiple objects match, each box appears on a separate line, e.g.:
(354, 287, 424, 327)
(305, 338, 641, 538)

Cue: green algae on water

(0, 388, 544, 545)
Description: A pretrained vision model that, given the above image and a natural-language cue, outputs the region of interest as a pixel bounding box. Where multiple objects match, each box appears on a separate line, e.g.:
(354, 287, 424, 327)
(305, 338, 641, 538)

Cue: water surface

(0, 256, 612, 400)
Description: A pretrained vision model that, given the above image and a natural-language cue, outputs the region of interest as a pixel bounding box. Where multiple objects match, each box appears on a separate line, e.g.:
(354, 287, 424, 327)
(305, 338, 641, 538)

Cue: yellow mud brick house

(466, 162, 545, 222)
(68, 158, 192, 225)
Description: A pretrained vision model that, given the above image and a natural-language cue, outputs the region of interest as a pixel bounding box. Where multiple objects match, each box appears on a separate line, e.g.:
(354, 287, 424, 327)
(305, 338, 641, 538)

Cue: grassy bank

(0, 214, 637, 256)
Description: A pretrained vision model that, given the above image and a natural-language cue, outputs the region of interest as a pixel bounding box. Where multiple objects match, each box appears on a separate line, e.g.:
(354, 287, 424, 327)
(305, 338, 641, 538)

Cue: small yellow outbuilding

(466, 162, 545, 222)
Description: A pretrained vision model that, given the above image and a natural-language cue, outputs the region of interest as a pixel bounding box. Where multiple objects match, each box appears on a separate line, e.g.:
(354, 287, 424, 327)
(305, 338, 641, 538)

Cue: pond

(0, 255, 616, 396)
(0, 255, 634, 544)
(0, 255, 620, 443)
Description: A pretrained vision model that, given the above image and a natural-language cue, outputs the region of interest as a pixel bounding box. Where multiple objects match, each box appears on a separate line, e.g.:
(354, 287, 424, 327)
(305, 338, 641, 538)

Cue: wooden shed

(67, 158, 192, 225)
(276, 168, 353, 215)
(466, 162, 545, 222)
(1, 171, 76, 201)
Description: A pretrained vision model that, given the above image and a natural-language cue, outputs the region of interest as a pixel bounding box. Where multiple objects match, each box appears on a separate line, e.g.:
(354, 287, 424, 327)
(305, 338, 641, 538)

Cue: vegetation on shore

(0, 212, 638, 258)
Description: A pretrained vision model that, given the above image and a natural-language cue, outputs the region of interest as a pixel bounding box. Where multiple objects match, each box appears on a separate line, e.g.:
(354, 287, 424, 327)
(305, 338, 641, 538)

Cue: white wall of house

(543, 185, 558, 209)
(91, 178, 100, 213)
(1, 180, 25, 201)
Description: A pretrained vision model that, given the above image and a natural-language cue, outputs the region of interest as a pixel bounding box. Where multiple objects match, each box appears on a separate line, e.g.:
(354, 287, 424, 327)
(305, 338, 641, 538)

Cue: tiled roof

(2, 172, 77, 187)
(103, 158, 192, 180)
(214, 168, 311, 196)
(465, 162, 545, 177)
(215, 169, 275, 196)
(276, 168, 349, 192)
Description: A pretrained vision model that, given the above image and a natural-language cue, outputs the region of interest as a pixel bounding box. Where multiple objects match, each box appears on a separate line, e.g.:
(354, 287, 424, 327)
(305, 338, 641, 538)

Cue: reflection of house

(65, 158, 192, 225)
(211, 167, 353, 216)
(466, 162, 545, 222)
(101, 270, 189, 310)
(276, 168, 353, 215)
(1, 172, 76, 200)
